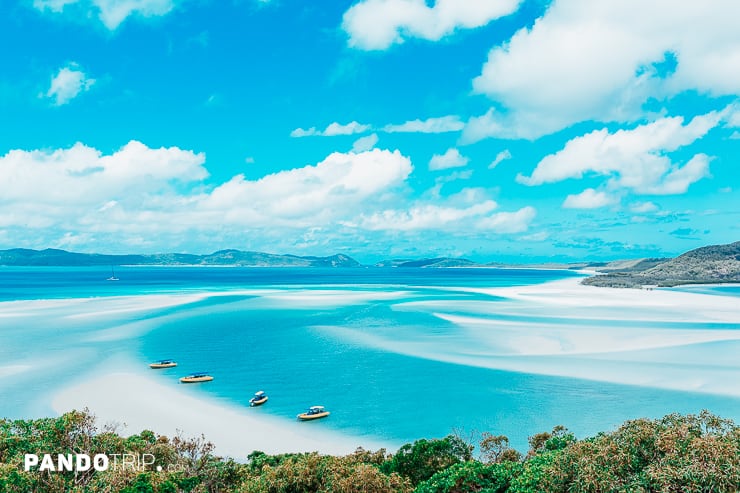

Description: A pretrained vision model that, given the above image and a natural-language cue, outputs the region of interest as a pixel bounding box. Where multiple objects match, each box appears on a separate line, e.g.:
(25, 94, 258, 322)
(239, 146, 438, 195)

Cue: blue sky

(1, 0, 738, 262)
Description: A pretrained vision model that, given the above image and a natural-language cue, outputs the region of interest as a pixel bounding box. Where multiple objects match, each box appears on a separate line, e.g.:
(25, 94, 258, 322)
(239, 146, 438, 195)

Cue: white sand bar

(322, 276, 740, 397)
(52, 372, 390, 459)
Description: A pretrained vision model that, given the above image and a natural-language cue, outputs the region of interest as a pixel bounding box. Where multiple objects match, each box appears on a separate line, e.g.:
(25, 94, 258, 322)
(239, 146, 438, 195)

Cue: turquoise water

(1, 266, 739, 452)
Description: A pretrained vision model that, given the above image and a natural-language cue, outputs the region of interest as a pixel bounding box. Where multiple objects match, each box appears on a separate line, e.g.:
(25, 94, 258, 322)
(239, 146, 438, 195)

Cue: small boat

(107, 266, 119, 281)
(249, 390, 268, 406)
(179, 373, 214, 383)
(149, 359, 177, 369)
(297, 406, 330, 420)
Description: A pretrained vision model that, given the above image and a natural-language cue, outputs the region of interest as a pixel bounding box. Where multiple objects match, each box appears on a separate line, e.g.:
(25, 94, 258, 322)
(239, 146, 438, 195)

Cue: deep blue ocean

(1, 266, 738, 452)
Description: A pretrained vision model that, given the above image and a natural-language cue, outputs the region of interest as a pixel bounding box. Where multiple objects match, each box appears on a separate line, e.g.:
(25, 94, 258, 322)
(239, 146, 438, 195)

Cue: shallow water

(1, 266, 738, 452)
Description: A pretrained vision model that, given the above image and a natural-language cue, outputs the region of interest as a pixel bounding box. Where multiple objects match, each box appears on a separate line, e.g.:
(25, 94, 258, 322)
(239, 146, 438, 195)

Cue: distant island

(0, 241, 738, 288)
(582, 241, 740, 288)
(0, 248, 360, 268)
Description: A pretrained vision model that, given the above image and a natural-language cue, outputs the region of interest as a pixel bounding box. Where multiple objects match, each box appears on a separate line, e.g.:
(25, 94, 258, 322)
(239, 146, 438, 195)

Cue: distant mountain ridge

(0, 248, 360, 268)
(374, 258, 483, 268)
(2, 243, 739, 288)
(583, 241, 740, 287)
(0, 249, 486, 268)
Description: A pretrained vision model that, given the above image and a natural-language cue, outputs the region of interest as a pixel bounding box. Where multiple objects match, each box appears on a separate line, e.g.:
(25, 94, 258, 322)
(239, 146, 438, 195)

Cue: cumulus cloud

(382, 115, 464, 133)
(476, 206, 536, 233)
(33, 0, 176, 30)
(199, 149, 413, 227)
(346, 187, 535, 234)
(294, 115, 467, 139)
(352, 133, 379, 152)
(726, 105, 740, 128)
(466, 0, 740, 140)
(488, 149, 511, 169)
(289, 127, 317, 138)
(518, 110, 721, 195)
(630, 201, 659, 213)
(562, 189, 617, 209)
(33, 0, 77, 11)
(1, 142, 538, 252)
(353, 201, 498, 231)
(429, 148, 468, 170)
(0, 141, 206, 208)
(0, 144, 412, 243)
(342, 0, 522, 50)
(45, 64, 95, 106)
(291, 121, 370, 137)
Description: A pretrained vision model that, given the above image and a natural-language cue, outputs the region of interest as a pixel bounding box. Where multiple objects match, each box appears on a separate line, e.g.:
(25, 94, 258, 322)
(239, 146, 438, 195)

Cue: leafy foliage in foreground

(1, 410, 738, 492)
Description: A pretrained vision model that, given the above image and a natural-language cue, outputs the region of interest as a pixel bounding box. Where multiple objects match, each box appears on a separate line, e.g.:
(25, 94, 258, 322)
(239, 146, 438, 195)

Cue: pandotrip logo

(23, 453, 176, 472)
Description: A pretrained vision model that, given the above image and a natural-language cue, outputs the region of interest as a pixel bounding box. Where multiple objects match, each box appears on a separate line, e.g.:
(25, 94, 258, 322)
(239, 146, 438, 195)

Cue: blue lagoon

(1, 266, 738, 457)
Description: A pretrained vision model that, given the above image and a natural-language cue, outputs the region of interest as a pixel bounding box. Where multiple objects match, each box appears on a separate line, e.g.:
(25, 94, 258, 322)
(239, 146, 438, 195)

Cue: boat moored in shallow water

(297, 406, 330, 420)
(179, 373, 214, 383)
(149, 359, 177, 369)
(249, 390, 268, 406)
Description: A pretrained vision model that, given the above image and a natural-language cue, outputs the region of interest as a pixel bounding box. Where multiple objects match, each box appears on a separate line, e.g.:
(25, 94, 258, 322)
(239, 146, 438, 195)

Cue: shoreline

(51, 369, 395, 460)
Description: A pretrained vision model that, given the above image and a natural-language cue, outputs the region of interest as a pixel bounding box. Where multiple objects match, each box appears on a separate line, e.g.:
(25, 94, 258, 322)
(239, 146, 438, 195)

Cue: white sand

(320, 276, 740, 397)
(52, 371, 391, 459)
(0, 364, 32, 378)
(457, 276, 740, 323)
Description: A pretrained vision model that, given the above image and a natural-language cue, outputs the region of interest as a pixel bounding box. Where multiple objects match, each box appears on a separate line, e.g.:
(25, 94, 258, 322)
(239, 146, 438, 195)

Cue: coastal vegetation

(582, 241, 740, 288)
(1, 410, 738, 492)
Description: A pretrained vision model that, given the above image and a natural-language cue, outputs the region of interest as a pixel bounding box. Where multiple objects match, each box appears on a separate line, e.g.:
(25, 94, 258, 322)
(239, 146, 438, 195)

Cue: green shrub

(382, 436, 473, 486)
(415, 460, 522, 493)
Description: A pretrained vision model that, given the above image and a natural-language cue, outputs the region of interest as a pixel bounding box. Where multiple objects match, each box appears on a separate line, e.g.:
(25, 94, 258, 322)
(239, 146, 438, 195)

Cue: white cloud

(0, 144, 413, 241)
(562, 189, 617, 209)
(33, 0, 176, 30)
(291, 121, 371, 137)
(95, 0, 174, 29)
(0, 141, 208, 209)
(518, 111, 721, 195)
(325, 121, 371, 136)
(200, 149, 412, 227)
(476, 206, 536, 233)
(1, 142, 536, 252)
(382, 115, 464, 133)
(342, 0, 522, 50)
(45, 64, 95, 106)
(488, 149, 511, 169)
(520, 231, 549, 242)
(353, 201, 497, 231)
(290, 127, 318, 137)
(33, 0, 77, 11)
(429, 148, 469, 170)
(630, 201, 659, 213)
(727, 105, 740, 128)
(293, 116, 466, 138)
(466, 0, 740, 140)
(436, 169, 473, 184)
(352, 133, 379, 152)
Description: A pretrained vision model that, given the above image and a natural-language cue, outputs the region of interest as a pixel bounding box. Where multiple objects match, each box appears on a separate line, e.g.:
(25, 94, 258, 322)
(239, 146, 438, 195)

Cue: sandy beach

(52, 371, 392, 459)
